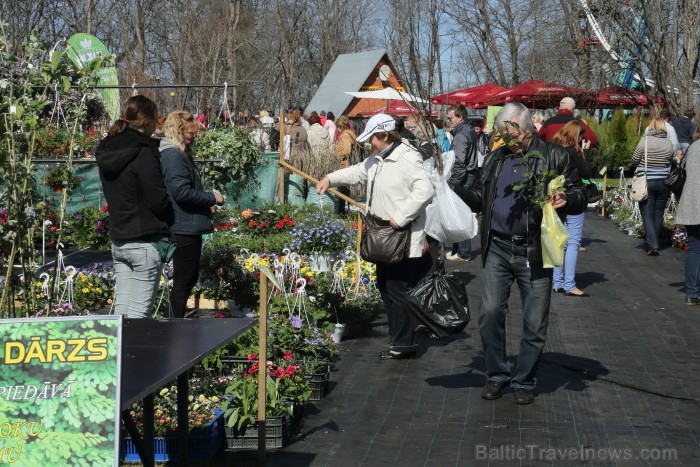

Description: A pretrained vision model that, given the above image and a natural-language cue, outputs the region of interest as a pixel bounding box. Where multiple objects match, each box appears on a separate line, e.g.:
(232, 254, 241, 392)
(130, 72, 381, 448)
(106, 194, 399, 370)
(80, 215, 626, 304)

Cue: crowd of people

(96, 93, 699, 406)
(314, 96, 698, 406)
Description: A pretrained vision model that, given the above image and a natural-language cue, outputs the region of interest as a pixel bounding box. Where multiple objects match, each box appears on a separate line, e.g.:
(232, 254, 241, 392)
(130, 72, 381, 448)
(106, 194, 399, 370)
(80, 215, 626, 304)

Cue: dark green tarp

(29, 153, 282, 213)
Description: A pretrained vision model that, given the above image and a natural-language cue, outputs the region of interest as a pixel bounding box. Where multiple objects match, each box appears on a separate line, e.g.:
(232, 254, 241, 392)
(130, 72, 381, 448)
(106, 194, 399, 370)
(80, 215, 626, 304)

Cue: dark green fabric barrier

(27, 153, 281, 213)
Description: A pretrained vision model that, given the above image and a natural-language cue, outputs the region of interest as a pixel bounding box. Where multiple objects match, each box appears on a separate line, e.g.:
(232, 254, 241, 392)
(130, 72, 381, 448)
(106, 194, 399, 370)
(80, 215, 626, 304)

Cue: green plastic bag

(540, 175, 569, 268)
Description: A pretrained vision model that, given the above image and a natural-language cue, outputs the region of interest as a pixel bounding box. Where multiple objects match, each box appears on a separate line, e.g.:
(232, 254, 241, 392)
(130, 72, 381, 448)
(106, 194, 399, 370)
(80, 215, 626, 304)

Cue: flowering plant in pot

(222, 353, 311, 432)
(62, 205, 110, 249)
(42, 164, 81, 192)
(127, 384, 224, 436)
(288, 210, 353, 254)
(288, 210, 353, 271)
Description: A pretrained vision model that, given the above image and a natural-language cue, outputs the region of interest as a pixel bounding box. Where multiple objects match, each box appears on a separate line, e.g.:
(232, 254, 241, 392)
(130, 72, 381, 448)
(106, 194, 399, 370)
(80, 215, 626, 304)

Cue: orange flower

(241, 208, 254, 219)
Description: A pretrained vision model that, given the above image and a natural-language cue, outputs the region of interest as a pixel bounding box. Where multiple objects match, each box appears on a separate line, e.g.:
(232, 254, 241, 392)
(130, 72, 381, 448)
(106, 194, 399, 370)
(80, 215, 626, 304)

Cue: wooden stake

(278, 112, 286, 203)
(257, 274, 268, 464)
(600, 171, 608, 217)
(355, 211, 362, 288)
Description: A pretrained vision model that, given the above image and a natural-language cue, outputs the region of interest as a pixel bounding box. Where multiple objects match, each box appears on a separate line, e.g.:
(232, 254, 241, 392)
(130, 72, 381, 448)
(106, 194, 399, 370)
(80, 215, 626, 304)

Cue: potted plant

(42, 164, 81, 192)
(123, 384, 226, 462)
(190, 127, 262, 197)
(222, 353, 311, 449)
(62, 205, 111, 249)
(196, 235, 259, 311)
(288, 210, 353, 271)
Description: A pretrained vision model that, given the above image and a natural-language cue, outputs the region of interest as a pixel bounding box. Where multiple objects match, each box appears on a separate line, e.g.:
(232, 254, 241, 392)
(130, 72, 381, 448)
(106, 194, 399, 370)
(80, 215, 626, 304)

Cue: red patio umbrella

(584, 86, 663, 108)
(480, 79, 589, 109)
(431, 83, 507, 106)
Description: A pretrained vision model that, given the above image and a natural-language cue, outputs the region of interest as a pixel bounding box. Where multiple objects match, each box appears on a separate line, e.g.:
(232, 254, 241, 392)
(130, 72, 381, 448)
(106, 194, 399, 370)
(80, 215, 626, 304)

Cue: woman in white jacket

(316, 114, 435, 359)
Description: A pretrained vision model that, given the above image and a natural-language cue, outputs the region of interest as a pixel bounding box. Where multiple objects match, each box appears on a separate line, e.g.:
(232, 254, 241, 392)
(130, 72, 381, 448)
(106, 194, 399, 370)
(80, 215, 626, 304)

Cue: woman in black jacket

(95, 95, 174, 318)
(551, 120, 594, 296)
(160, 111, 224, 317)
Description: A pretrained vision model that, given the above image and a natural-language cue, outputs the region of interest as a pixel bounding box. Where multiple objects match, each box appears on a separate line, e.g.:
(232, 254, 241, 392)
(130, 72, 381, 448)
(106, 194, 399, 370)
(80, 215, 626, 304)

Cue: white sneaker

(445, 252, 468, 261)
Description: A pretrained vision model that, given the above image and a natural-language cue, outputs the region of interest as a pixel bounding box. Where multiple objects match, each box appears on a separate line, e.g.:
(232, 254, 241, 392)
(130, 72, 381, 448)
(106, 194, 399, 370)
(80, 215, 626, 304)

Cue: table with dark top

(120, 317, 255, 466)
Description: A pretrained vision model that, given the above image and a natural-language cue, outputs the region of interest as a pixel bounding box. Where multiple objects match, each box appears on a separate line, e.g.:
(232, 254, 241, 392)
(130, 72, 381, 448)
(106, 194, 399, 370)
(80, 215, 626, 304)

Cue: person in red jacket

(537, 97, 598, 147)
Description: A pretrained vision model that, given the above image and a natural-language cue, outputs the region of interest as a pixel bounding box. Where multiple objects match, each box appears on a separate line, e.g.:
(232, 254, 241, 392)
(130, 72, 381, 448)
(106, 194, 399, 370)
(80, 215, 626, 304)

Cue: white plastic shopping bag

(423, 151, 478, 244)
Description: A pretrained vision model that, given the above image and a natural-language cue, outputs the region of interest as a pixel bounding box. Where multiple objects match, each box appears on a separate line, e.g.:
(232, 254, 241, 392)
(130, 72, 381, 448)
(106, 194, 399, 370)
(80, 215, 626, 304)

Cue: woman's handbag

(630, 137, 648, 202)
(630, 174, 647, 202)
(664, 158, 686, 198)
(360, 212, 411, 264)
(582, 179, 602, 203)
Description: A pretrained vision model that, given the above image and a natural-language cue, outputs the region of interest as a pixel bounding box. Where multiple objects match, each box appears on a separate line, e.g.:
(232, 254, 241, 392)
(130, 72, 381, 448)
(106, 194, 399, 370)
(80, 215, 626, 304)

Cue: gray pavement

(257, 209, 700, 466)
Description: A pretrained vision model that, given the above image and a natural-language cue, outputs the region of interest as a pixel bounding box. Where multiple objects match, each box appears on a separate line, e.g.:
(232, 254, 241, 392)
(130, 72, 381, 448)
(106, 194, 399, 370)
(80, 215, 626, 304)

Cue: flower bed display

(122, 410, 225, 462)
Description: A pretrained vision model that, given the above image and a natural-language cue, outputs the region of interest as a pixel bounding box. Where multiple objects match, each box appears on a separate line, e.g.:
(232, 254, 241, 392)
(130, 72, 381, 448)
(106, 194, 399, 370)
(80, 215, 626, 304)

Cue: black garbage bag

(406, 261, 470, 338)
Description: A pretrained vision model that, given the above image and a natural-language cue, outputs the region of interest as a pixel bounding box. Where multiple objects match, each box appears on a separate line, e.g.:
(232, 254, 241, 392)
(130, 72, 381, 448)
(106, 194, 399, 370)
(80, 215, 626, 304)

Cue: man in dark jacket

(456, 102, 586, 405)
(672, 109, 697, 153)
(537, 97, 598, 146)
(446, 104, 478, 261)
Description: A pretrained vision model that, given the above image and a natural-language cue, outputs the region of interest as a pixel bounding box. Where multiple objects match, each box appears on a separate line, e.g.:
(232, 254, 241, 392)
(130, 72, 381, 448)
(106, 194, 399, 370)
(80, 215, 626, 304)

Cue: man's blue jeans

(452, 172, 477, 258)
(639, 179, 671, 250)
(553, 212, 585, 292)
(685, 224, 700, 300)
(111, 240, 161, 318)
(479, 237, 553, 390)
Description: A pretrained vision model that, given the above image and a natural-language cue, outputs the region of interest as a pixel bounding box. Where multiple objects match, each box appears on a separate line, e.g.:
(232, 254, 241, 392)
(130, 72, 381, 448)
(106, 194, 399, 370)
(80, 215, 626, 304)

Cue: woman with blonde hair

(631, 117, 674, 256)
(160, 111, 224, 317)
(551, 120, 594, 296)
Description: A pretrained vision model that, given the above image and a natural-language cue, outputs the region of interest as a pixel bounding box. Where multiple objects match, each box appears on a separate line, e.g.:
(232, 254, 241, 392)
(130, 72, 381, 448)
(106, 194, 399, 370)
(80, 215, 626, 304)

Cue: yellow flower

(211, 396, 219, 403)
(36, 282, 42, 288)
(95, 288, 102, 293)
(159, 388, 169, 396)
(81, 288, 89, 293)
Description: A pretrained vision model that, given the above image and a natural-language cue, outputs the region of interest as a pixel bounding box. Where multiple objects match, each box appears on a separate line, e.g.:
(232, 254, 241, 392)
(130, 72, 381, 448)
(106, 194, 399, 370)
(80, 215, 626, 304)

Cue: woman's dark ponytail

(107, 119, 129, 137)
(106, 95, 158, 137)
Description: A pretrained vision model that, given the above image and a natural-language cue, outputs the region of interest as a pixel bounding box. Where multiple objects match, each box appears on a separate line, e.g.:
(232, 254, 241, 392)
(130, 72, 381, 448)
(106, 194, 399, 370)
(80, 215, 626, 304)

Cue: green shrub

(588, 111, 647, 172)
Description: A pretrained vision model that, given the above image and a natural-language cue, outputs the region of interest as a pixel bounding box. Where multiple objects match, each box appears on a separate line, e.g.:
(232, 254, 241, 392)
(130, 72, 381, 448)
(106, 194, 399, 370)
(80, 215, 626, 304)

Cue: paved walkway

(256, 209, 700, 466)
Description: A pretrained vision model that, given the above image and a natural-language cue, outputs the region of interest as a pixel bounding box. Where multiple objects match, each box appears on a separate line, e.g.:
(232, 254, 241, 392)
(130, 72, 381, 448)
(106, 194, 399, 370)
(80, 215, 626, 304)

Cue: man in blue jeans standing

(446, 104, 478, 261)
(455, 102, 586, 404)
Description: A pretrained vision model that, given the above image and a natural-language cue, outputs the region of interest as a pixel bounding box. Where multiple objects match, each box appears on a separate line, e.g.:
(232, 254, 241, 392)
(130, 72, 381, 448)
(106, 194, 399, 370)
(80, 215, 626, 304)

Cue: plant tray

(122, 410, 224, 463)
(304, 368, 331, 401)
(225, 416, 288, 449)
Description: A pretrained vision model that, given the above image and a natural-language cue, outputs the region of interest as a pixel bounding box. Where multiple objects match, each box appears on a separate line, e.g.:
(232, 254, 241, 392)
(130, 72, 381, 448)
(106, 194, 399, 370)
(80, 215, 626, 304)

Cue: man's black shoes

(481, 380, 507, 400)
(513, 388, 535, 405)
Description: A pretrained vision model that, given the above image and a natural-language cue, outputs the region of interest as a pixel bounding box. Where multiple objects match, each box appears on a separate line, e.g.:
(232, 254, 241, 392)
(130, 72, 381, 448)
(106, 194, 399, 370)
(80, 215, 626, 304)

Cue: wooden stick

(278, 112, 286, 204)
(600, 172, 608, 217)
(257, 274, 268, 463)
(355, 211, 362, 288)
(278, 159, 366, 211)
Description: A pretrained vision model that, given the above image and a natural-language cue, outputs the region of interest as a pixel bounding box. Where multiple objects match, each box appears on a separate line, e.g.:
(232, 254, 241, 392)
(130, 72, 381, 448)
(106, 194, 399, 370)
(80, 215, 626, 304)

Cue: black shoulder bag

(664, 157, 686, 198)
(360, 157, 411, 264)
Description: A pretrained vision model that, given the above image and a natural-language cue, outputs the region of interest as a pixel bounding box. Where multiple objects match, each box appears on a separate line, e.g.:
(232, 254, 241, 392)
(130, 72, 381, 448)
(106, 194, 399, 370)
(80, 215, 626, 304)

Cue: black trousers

(170, 234, 203, 318)
(375, 252, 432, 352)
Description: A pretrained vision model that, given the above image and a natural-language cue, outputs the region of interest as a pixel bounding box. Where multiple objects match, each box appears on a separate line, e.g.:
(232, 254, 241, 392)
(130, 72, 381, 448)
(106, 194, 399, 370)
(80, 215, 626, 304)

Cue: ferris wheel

(577, 0, 652, 89)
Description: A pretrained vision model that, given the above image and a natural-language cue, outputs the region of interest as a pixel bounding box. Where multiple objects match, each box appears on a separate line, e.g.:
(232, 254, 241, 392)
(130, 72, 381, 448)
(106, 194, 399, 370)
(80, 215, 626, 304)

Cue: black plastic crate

(225, 416, 288, 449)
(304, 368, 330, 401)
